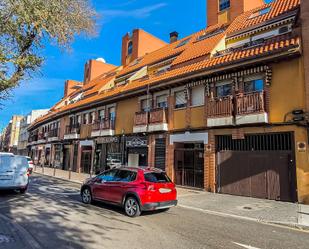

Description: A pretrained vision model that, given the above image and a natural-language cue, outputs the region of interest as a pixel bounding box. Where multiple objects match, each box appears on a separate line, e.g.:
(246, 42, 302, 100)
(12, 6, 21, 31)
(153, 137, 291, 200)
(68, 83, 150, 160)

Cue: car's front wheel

(124, 197, 141, 217)
(81, 187, 92, 204)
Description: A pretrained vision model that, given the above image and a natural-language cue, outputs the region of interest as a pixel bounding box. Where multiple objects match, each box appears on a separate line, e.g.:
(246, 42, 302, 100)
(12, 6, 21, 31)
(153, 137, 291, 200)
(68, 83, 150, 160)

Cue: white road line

(232, 242, 261, 249)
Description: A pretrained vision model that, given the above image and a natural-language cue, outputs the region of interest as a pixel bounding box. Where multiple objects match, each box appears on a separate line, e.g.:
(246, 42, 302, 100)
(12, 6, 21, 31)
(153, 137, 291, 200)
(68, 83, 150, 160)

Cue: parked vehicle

(81, 167, 177, 217)
(0, 155, 30, 193)
(106, 158, 122, 169)
(26, 156, 34, 174)
(0, 152, 14, 156)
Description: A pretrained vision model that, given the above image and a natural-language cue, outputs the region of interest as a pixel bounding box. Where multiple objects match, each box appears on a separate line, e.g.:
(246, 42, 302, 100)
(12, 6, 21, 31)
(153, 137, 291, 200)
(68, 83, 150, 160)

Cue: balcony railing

(236, 91, 265, 115)
(134, 111, 148, 126)
(207, 96, 233, 118)
(38, 132, 46, 140)
(28, 135, 38, 143)
(65, 124, 81, 135)
(48, 128, 59, 138)
(92, 118, 115, 131)
(149, 108, 168, 124)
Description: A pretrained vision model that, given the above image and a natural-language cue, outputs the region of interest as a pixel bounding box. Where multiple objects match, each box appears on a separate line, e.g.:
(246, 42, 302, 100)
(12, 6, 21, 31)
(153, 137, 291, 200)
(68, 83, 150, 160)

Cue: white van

(0, 155, 29, 193)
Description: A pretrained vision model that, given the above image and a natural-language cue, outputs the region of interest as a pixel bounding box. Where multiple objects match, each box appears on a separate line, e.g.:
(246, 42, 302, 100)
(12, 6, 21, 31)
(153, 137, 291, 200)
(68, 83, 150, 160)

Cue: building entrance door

(174, 144, 204, 188)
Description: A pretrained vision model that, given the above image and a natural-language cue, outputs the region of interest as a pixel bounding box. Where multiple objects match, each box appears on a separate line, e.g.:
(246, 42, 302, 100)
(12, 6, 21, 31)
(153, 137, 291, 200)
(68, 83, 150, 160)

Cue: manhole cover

(0, 234, 14, 244)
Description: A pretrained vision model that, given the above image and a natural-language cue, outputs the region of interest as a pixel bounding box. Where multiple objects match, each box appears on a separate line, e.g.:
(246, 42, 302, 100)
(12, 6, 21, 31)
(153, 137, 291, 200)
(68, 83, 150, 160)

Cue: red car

(80, 167, 177, 217)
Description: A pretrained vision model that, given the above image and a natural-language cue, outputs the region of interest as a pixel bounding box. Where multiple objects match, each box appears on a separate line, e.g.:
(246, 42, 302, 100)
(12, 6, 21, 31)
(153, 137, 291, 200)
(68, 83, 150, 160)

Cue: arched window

(128, 41, 133, 55)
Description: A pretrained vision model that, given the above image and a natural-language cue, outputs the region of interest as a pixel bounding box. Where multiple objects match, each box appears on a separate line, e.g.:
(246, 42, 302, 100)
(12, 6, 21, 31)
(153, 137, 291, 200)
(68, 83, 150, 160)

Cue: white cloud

(100, 3, 167, 21)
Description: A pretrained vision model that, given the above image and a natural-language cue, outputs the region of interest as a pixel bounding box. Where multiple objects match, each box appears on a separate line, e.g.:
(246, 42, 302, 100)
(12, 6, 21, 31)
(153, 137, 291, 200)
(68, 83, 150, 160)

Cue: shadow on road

(0, 175, 141, 249)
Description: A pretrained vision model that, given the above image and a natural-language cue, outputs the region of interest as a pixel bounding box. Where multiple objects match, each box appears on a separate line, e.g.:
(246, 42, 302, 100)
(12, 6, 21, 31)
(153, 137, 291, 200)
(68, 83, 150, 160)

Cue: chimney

(170, 31, 179, 43)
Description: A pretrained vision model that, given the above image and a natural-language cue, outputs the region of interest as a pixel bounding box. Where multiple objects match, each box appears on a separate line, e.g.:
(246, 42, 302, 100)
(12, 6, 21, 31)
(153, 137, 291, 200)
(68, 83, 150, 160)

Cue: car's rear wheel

(81, 187, 92, 204)
(124, 197, 141, 217)
(19, 187, 27, 194)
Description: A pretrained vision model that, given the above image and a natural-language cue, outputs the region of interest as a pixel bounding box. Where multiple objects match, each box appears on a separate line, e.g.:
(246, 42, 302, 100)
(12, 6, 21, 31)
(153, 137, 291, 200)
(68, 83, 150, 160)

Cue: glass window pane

(175, 91, 186, 108)
(99, 169, 117, 182)
(144, 172, 171, 183)
(255, 79, 264, 91)
(216, 84, 232, 97)
(156, 95, 168, 108)
(114, 170, 137, 182)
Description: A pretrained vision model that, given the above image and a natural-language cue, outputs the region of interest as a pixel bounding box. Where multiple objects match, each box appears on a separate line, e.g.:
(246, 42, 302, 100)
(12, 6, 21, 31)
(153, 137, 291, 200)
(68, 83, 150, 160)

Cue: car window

(114, 170, 137, 182)
(98, 169, 117, 182)
(144, 172, 171, 183)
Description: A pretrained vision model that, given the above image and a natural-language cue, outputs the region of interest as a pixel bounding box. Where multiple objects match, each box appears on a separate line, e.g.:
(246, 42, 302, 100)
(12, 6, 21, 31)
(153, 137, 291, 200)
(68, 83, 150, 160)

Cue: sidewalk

(0, 214, 40, 249)
(33, 170, 309, 230)
(177, 188, 309, 230)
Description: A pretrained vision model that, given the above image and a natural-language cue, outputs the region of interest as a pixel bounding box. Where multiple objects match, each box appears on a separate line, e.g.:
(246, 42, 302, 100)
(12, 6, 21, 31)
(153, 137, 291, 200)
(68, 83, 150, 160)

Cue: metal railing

(92, 118, 115, 131)
(236, 91, 265, 115)
(207, 96, 233, 118)
(65, 124, 81, 135)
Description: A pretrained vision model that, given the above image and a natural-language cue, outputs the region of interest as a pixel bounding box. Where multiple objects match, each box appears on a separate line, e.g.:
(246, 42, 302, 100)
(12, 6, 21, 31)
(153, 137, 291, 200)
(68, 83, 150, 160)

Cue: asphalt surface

(0, 175, 309, 249)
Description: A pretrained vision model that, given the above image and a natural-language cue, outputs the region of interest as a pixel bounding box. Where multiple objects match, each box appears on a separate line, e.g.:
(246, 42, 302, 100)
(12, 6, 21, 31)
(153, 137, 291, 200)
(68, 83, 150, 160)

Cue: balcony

(47, 128, 60, 142)
(235, 91, 268, 125)
(64, 124, 80, 140)
(133, 108, 168, 133)
(91, 118, 115, 137)
(133, 111, 148, 133)
(28, 134, 38, 145)
(37, 132, 46, 143)
(80, 124, 92, 139)
(207, 96, 234, 127)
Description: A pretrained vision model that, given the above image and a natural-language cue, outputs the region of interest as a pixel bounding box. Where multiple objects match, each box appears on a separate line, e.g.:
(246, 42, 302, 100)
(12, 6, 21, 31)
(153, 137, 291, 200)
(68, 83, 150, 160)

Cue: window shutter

(175, 91, 186, 105)
(191, 85, 205, 106)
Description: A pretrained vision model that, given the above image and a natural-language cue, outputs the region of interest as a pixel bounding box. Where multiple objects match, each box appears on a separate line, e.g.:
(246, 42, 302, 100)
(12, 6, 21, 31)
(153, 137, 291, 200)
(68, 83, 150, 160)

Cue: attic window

(175, 38, 191, 48)
(128, 41, 133, 55)
(196, 28, 225, 42)
(249, 7, 271, 19)
(219, 0, 230, 12)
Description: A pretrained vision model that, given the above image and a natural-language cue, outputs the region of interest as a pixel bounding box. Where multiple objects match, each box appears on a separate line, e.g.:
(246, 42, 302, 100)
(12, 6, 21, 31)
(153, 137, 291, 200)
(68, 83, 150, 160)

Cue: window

(244, 78, 264, 93)
(156, 95, 168, 108)
(144, 172, 171, 183)
(141, 99, 150, 112)
(109, 107, 116, 120)
(249, 7, 271, 19)
(97, 169, 117, 182)
(128, 41, 133, 55)
(175, 38, 191, 48)
(114, 170, 137, 182)
(216, 84, 232, 97)
(219, 0, 230, 12)
(175, 91, 186, 109)
(83, 113, 88, 124)
(98, 109, 105, 121)
(89, 112, 95, 124)
(191, 85, 205, 106)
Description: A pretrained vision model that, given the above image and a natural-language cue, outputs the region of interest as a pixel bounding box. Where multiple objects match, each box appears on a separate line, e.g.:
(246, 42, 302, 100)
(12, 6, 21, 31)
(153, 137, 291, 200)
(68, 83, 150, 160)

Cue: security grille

(216, 133, 292, 152)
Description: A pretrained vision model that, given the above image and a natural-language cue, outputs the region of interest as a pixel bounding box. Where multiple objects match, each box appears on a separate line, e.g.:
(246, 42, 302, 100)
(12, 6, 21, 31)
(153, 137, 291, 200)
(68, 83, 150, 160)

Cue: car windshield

(144, 172, 171, 183)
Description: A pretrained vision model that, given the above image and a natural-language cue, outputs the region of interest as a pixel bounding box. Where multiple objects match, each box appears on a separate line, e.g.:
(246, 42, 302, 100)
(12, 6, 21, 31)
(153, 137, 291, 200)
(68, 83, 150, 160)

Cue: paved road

(0, 175, 309, 249)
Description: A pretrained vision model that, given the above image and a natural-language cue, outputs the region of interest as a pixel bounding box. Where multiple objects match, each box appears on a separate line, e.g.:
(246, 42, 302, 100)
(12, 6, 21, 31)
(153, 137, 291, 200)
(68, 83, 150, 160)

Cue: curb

(0, 214, 41, 249)
(33, 172, 84, 185)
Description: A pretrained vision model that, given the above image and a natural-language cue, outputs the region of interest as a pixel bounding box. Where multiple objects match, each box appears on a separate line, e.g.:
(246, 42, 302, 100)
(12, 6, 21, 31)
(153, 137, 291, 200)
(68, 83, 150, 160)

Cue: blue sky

(0, 0, 272, 130)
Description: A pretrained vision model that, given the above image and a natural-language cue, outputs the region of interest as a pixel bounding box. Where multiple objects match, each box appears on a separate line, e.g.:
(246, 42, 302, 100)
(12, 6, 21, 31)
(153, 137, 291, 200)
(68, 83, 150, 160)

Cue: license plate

(159, 188, 172, 193)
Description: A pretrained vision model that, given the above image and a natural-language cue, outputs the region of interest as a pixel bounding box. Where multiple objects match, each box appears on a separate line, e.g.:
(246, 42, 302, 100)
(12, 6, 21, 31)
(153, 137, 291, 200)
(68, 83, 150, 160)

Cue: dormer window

(249, 7, 271, 19)
(128, 41, 133, 56)
(219, 0, 230, 12)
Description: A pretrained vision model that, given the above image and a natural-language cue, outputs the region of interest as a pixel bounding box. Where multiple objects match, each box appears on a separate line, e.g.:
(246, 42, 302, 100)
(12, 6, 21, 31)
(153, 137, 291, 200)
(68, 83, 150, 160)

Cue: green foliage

(0, 0, 97, 97)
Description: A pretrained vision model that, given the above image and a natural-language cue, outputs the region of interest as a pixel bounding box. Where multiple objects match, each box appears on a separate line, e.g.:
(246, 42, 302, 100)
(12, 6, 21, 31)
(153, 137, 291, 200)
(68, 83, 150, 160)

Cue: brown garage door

(216, 133, 296, 202)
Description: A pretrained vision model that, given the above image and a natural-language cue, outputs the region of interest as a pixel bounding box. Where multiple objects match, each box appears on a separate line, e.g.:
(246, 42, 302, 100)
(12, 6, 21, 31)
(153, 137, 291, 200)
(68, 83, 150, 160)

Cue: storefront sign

(80, 140, 94, 147)
(96, 136, 119, 144)
(126, 136, 148, 147)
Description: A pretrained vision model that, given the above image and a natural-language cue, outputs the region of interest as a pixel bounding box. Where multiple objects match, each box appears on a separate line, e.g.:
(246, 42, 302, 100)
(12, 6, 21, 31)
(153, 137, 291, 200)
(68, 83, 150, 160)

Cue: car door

(92, 169, 117, 201)
(0, 155, 15, 187)
(106, 169, 138, 204)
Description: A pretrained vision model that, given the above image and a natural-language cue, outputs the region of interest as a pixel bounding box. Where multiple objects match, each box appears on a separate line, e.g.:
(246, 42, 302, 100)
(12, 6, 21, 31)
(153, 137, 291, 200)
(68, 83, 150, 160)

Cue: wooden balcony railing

(92, 118, 115, 131)
(28, 135, 38, 143)
(38, 132, 45, 140)
(65, 124, 81, 135)
(149, 108, 168, 124)
(134, 111, 148, 126)
(236, 91, 265, 115)
(80, 124, 92, 138)
(207, 96, 233, 118)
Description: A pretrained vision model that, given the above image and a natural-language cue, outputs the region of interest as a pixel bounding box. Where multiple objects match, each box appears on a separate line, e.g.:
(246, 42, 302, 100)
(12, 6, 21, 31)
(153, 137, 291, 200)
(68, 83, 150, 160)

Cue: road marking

(232, 242, 261, 249)
(178, 204, 309, 233)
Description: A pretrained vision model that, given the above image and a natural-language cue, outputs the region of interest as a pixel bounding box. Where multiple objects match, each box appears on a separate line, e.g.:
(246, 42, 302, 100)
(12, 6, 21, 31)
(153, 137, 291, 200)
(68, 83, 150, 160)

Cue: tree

(0, 0, 97, 99)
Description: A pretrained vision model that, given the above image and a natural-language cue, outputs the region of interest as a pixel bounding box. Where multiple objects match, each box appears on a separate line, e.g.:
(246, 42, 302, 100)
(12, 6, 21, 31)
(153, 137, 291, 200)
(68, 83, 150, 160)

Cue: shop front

(80, 140, 94, 174)
(94, 136, 125, 174)
(126, 136, 148, 167)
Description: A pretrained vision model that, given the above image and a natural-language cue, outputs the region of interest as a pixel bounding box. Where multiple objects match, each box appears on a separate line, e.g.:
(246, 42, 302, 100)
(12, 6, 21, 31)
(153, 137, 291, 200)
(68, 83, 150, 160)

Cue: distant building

(17, 109, 49, 156)
(1, 115, 23, 153)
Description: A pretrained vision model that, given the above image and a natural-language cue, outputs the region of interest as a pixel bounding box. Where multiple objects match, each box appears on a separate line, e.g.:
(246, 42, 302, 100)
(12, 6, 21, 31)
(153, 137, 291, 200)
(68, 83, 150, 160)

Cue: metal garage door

(155, 138, 166, 170)
(216, 133, 297, 202)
